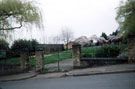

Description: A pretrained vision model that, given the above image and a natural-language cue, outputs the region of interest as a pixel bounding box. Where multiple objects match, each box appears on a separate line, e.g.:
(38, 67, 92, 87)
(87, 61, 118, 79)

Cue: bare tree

(60, 27, 74, 49)
(52, 35, 61, 44)
(47, 35, 61, 44)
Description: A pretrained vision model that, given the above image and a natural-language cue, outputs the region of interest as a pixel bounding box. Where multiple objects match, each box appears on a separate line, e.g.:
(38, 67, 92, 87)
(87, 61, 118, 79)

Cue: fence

(0, 50, 30, 75)
(72, 44, 128, 68)
(44, 49, 72, 72)
(0, 58, 21, 75)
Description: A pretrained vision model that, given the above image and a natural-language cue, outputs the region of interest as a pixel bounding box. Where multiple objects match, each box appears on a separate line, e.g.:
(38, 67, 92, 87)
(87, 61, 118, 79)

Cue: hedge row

(81, 45, 126, 58)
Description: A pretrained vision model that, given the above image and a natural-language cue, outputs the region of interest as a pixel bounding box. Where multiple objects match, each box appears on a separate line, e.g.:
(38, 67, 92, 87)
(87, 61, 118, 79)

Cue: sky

(12, 0, 120, 44)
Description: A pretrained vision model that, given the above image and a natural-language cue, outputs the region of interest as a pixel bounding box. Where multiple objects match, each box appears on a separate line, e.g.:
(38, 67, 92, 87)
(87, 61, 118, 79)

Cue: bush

(0, 39, 9, 59)
(82, 45, 126, 58)
(0, 39, 9, 50)
(95, 45, 120, 57)
(11, 39, 39, 57)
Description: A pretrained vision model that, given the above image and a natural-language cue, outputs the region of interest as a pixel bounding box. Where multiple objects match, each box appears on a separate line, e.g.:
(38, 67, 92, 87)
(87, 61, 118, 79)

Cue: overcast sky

(13, 0, 120, 44)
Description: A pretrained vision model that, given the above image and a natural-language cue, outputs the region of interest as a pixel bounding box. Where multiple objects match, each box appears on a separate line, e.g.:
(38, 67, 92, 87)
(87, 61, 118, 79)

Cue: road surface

(0, 73, 135, 89)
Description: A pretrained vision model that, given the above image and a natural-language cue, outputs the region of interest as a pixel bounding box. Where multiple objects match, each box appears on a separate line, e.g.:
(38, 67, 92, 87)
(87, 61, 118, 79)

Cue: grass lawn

(0, 45, 126, 67)
(0, 50, 72, 67)
(45, 50, 72, 64)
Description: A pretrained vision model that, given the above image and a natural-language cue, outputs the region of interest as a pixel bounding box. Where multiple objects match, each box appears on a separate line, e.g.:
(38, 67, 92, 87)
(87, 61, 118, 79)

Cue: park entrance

(43, 44, 73, 72)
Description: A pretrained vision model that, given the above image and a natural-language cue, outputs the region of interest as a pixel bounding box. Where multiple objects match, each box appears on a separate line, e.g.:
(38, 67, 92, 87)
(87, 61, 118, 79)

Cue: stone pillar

(128, 35, 135, 63)
(20, 50, 29, 72)
(35, 46, 44, 72)
(72, 44, 81, 68)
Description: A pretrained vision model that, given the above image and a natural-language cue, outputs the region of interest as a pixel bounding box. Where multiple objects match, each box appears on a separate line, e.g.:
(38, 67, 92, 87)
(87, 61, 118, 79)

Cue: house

(96, 37, 108, 46)
(89, 35, 108, 46)
(40, 44, 64, 54)
(64, 42, 74, 49)
(74, 36, 89, 46)
(107, 36, 122, 45)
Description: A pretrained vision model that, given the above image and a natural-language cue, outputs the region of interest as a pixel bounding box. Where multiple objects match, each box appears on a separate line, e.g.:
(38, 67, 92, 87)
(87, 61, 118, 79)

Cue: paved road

(0, 73, 135, 89)
(45, 59, 73, 72)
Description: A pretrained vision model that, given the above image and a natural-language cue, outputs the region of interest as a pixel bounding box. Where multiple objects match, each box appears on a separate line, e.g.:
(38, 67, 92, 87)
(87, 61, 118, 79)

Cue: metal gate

(43, 44, 73, 72)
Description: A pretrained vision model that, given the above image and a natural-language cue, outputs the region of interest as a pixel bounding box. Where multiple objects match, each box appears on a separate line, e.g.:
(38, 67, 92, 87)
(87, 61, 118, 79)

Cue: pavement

(0, 63, 135, 82)
(0, 71, 38, 82)
(66, 63, 135, 76)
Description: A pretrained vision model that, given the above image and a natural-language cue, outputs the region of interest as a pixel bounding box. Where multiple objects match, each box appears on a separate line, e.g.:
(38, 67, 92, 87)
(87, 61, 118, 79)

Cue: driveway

(45, 59, 73, 72)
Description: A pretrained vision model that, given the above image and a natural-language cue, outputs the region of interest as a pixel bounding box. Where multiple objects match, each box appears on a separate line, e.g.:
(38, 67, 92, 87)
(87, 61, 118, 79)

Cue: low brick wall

(72, 44, 128, 68)
(80, 58, 128, 67)
(0, 64, 22, 76)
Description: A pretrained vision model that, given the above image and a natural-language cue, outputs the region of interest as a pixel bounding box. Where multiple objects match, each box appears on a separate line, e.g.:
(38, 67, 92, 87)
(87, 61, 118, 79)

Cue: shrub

(95, 45, 121, 57)
(0, 39, 9, 59)
(0, 39, 9, 50)
(11, 39, 39, 57)
(82, 45, 126, 58)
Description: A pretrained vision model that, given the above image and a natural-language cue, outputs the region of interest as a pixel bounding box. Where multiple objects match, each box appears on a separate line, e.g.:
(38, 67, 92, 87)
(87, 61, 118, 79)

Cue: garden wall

(72, 44, 128, 68)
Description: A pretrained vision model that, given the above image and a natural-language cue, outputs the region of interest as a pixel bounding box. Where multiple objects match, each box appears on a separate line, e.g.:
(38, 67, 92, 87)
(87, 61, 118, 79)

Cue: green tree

(0, 0, 43, 37)
(101, 32, 108, 40)
(116, 0, 135, 37)
(30, 39, 39, 52)
(0, 39, 9, 50)
(11, 39, 39, 57)
(110, 30, 119, 36)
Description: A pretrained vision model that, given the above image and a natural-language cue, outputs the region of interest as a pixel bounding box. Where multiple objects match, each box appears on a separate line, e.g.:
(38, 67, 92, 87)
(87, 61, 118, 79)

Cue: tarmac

(0, 63, 135, 82)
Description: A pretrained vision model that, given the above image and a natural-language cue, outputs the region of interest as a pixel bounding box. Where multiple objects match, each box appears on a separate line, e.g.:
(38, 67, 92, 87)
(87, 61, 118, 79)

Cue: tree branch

(0, 11, 19, 20)
(0, 22, 22, 30)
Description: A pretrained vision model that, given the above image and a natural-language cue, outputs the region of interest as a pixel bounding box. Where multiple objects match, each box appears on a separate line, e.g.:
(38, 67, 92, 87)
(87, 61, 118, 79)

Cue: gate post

(72, 44, 81, 68)
(35, 46, 44, 72)
(20, 49, 29, 72)
(128, 35, 135, 63)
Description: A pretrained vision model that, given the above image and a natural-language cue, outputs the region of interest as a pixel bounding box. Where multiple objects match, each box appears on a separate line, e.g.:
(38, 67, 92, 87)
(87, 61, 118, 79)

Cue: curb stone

(65, 70, 135, 77)
(1, 64, 135, 81)
(1, 70, 135, 82)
